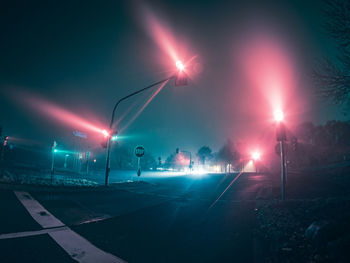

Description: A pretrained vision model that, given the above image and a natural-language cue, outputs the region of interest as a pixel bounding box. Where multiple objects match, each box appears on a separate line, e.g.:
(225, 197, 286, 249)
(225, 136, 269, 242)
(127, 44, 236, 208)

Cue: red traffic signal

(175, 71, 188, 86)
(101, 139, 108, 149)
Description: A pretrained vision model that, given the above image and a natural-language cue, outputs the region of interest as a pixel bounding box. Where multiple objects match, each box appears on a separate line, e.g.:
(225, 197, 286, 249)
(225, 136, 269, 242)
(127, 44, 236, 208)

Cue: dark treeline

(286, 120, 350, 167)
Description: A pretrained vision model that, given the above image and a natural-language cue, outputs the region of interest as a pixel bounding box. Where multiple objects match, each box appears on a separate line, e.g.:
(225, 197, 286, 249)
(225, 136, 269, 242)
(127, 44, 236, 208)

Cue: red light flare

(176, 60, 185, 72)
(119, 80, 169, 133)
(176, 152, 190, 166)
(102, 129, 110, 138)
(136, 4, 200, 77)
(235, 32, 300, 125)
(273, 109, 284, 122)
(251, 151, 261, 161)
(10, 90, 108, 138)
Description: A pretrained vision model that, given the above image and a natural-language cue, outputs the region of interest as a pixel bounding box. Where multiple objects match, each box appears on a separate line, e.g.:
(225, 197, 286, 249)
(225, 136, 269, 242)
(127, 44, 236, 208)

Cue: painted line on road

(0, 226, 68, 240)
(14, 191, 126, 263)
(14, 191, 65, 228)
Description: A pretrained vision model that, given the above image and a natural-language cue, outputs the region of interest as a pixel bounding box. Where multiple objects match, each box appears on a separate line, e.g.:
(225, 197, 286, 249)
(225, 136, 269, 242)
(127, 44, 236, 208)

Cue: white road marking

(14, 191, 126, 263)
(14, 191, 65, 228)
(0, 226, 68, 239)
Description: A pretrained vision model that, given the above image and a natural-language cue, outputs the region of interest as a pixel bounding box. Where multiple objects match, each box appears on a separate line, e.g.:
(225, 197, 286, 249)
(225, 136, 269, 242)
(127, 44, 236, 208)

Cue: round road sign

(135, 145, 145, 158)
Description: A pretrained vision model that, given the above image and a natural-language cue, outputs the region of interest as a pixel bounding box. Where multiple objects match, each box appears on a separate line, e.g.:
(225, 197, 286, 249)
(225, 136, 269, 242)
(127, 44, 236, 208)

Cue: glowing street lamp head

(102, 129, 110, 138)
(274, 109, 284, 122)
(176, 60, 185, 72)
(252, 151, 261, 161)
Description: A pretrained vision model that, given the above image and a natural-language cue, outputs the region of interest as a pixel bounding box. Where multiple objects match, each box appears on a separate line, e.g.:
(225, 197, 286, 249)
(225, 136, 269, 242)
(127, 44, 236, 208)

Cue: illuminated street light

(102, 129, 110, 138)
(175, 60, 188, 86)
(104, 62, 189, 186)
(251, 151, 261, 161)
(251, 151, 261, 173)
(274, 109, 284, 122)
(176, 60, 185, 71)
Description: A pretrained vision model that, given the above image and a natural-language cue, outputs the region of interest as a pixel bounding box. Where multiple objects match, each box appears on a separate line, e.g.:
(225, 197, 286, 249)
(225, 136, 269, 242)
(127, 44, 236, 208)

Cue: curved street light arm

(109, 75, 175, 129)
(105, 74, 175, 186)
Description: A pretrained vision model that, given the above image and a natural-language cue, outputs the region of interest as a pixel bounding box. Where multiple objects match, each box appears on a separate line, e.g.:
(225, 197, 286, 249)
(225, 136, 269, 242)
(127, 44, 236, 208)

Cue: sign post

(86, 149, 90, 176)
(51, 140, 57, 184)
(134, 145, 145, 177)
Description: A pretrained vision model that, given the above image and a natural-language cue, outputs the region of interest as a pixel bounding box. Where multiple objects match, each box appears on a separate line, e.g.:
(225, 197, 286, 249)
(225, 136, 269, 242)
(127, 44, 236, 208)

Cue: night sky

(0, 0, 345, 158)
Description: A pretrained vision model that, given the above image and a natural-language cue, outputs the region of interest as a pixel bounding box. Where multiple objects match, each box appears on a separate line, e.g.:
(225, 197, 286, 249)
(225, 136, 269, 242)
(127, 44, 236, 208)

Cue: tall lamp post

(274, 110, 287, 200)
(251, 151, 261, 173)
(104, 61, 188, 186)
(176, 148, 192, 170)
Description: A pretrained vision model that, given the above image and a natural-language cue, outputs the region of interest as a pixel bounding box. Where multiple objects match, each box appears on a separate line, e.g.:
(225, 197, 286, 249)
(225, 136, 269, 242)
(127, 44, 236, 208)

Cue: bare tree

(197, 146, 212, 165)
(313, 0, 350, 106)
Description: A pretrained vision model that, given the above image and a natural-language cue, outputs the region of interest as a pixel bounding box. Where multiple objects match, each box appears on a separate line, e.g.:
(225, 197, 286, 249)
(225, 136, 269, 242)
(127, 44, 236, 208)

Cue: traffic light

(3, 136, 8, 146)
(101, 139, 108, 149)
(176, 148, 179, 154)
(276, 123, 287, 142)
(52, 140, 57, 152)
(175, 71, 188, 86)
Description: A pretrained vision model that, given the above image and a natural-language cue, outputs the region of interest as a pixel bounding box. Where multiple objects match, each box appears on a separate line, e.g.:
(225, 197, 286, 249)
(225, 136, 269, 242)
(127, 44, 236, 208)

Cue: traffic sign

(73, 130, 87, 139)
(135, 145, 145, 158)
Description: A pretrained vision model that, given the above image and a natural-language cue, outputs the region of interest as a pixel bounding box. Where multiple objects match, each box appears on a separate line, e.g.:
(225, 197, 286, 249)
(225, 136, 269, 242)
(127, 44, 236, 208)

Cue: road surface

(0, 171, 272, 263)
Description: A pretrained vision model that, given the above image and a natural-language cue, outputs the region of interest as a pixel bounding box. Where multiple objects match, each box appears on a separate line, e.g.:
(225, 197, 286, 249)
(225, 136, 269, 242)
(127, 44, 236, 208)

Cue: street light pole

(280, 141, 286, 200)
(105, 75, 177, 186)
(51, 141, 57, 185)
(1, 136, 8, 163)
(64, 154, 69, 169)
(180, 150, 192, 170)
(275, 110, 287, 201)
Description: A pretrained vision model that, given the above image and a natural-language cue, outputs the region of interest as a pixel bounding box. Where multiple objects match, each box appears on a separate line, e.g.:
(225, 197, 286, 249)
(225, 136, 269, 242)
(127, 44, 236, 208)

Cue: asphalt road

(0, 171, 272, 263)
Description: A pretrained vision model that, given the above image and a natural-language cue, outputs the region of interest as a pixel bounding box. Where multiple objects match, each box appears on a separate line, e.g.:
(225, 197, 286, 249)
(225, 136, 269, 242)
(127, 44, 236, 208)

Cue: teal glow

(53, 149, 77, 155)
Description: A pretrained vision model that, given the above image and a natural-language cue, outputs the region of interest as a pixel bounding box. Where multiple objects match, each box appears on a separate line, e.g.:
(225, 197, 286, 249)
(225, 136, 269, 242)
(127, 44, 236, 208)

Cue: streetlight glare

(176, 60, 185, 71)
(102, 129, 110, 138)
(274, 109, 284, 122)
(252, 151, 261, 161)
